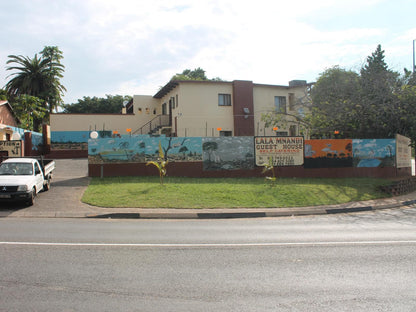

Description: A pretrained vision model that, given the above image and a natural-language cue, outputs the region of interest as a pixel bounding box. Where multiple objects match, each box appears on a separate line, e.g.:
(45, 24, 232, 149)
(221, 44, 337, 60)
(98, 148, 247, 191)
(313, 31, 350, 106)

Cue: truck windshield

(0, 163, 33, 175)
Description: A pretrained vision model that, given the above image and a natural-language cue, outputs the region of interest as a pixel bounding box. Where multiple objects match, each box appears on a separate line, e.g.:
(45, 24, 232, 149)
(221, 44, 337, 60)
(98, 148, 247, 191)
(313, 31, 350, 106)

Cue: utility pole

(413, 39, 415, 73)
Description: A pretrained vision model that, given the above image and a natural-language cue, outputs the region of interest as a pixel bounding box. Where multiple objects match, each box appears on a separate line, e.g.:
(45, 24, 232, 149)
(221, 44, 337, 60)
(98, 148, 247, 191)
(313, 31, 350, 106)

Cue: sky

(1, 0, 415, 105)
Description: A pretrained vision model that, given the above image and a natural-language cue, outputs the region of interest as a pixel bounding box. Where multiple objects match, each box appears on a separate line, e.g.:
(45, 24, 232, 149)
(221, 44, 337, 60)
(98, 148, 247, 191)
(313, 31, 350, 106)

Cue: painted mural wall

(0, 126, 42, 155)
(353, 139, 396, 168)
(31, 132, 43, 153)
(304, 139, 353, 168)
(88, 135, 403, 170)
(202, 137, 254, 171)
(89, 135, 203, 164)
(52, 130, 111, 150)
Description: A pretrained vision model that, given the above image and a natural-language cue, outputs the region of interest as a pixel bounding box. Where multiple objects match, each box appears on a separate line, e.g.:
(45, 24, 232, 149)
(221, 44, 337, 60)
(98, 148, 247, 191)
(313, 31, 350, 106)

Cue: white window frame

(274, 96, 287, 113)
(218, 94, 231, 106)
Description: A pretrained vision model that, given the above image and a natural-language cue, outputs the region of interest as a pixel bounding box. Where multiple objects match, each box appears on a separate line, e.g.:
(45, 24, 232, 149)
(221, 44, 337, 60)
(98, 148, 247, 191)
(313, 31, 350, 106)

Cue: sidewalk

(1, 159, 416, 219)
(84, 191, 416, 219)
(2, 190, 416, 219)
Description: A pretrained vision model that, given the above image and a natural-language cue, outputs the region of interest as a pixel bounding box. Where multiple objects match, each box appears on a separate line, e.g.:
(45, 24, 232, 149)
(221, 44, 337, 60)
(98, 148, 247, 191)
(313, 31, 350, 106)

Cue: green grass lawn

(81, 176, 393, 209)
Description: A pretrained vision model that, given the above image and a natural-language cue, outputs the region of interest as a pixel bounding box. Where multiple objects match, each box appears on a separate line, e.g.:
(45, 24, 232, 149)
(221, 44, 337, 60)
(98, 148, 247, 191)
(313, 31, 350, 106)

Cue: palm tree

(39, 46, 66, 113)
(5, 48, 66, 129)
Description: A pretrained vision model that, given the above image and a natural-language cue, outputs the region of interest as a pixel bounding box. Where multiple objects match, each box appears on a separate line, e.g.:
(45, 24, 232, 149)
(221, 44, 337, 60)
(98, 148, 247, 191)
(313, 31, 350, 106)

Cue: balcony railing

(133, 114, 170, 135)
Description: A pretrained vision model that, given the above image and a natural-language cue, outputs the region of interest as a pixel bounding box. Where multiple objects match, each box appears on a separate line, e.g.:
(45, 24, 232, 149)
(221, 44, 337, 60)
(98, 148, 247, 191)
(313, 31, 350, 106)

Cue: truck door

(34, 162, 44, 193)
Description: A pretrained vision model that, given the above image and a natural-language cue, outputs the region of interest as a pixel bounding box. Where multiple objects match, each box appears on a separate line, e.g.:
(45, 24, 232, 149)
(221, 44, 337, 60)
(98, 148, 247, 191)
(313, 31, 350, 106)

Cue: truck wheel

(27, 188, 36, 206)
(43, 175, 51, 191)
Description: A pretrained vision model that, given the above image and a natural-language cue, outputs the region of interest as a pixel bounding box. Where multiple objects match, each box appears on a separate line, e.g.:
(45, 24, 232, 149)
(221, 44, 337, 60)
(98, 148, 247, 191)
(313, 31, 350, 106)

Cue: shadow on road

(0, 202, 29, 217)
(51, 177, 90, 187)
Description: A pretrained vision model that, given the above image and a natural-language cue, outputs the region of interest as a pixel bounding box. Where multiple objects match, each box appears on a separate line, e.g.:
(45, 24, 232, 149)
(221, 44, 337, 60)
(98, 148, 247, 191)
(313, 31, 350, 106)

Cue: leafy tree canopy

(170, 67, 223, 81)
(308, 44, 416, 146)
(12, 95, 47, 130)
(63, 95, 132, 114)
(0, 89, 7, 101)
(260, 44, 416, 148)
(4, 46, 66, 130)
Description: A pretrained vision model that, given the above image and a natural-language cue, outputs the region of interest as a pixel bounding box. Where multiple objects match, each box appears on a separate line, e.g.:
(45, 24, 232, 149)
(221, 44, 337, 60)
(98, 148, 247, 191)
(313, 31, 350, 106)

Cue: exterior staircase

(133, 115, 170, 135)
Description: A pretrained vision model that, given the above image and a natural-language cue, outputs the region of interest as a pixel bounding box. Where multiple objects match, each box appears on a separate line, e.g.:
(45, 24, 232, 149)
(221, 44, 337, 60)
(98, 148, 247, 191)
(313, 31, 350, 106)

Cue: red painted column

(24, 132, 32, 156)
(232, 80, 254, 136)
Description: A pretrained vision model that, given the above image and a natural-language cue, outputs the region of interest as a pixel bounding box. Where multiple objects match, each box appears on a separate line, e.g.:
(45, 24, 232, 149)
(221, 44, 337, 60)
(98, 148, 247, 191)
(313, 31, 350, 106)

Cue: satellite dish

(90, 131, 99, 139)
(123, 100, 128, 107)
(11, 132, 21, 140)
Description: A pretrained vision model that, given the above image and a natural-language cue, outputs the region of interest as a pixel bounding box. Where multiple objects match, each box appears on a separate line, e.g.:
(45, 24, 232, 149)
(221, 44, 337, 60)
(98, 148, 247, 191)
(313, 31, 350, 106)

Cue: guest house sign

(395, 134, 411, 168)
(0, 140, 22, 157)
(255, 136, 304, 166)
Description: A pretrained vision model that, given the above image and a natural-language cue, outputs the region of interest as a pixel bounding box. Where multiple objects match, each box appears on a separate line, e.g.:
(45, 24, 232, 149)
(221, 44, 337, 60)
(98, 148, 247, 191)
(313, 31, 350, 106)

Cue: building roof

(153, 79, 312, 99)
(154, 80, 233, 99)
(0, 100, 20, 124)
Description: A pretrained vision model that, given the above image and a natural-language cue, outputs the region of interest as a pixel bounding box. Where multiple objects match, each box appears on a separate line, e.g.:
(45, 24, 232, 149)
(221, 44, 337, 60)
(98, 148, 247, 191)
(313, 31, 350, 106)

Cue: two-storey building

(50, 79, 312, 139)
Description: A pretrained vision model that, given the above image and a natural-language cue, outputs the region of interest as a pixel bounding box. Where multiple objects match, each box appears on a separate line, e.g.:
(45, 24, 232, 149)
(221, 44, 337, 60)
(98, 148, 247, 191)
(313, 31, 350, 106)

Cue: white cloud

(1, 0, 415, 103)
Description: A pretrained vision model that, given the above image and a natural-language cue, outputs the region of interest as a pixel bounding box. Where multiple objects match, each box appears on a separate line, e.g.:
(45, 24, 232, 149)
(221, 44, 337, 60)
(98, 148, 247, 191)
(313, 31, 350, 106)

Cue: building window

(218, 94, 231, 106)
(162, 103, 167, 115)
(220, 131, 232, 136)
(289, 125, 297, 136)
(289, 93, 295, 111)
(274, 96, 286, 113)
(176, 94, 178, 108)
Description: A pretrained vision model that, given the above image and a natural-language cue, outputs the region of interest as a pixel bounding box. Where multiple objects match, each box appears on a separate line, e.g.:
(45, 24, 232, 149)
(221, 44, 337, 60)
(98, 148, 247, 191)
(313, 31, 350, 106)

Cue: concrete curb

(79, 198, 416, 220)
(2, 198, 416, 220)
(3, 160, 415, 220)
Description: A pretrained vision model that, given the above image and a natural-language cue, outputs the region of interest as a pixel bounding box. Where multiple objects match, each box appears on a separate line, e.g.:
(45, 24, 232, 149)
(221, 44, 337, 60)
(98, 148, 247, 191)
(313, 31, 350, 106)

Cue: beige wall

(169, 82, 234, 137)
(50, 114, 138, 134)
(0, 126, 14, 141)
(131, 95, 160, 134)
(50, 80, 311, 138)
(253, 84, 310, 137)
(51, 95, 159, 135)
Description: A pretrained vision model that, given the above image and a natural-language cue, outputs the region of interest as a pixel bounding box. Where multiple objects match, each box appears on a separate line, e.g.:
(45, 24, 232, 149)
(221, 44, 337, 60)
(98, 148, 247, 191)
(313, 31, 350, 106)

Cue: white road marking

(0, 240, 416, 247)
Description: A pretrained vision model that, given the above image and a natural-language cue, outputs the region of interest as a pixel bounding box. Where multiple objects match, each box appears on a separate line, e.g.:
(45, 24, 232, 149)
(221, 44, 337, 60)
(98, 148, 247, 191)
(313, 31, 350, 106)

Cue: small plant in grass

(261, 157, 276, 186)
(146, 141, 168, 185)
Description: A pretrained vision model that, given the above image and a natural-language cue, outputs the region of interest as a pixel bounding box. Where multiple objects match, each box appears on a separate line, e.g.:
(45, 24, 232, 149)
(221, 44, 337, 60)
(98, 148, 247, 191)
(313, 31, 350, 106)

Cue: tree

(11, 95, 47, 130)
(396, 85, 416, 148)
(0, 89, 7, 101)
(171, 67, 208, 81)
(63, 95, 132, 113)
(308, 66, 360, 137)
(179, 146, 189, 159)
(308, 45, 406, 140)
(170, 67, 223, 81)
(401, 68, 416, 86)
(358, 44, 400, 138)
(5, 46, 66, 130)
(261, 84, 312, 137)
(202, 141, 218, 163)
(39, 46, 66, 113)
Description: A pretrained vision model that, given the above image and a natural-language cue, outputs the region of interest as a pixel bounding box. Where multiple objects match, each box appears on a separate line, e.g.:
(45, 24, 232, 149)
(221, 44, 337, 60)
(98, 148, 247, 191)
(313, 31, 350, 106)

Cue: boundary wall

(87, 135, 412, 179)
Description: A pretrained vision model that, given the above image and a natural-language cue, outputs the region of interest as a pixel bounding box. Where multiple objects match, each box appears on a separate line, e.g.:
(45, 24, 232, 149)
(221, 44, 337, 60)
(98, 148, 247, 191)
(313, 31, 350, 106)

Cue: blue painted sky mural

(87, 135, 399, 169)
(88, 135, 202, 163)
(352, 139, 396, 167)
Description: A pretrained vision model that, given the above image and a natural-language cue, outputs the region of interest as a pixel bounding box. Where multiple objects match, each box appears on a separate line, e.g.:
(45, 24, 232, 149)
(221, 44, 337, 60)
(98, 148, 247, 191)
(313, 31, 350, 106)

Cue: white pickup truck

(0, 157, 55, 206)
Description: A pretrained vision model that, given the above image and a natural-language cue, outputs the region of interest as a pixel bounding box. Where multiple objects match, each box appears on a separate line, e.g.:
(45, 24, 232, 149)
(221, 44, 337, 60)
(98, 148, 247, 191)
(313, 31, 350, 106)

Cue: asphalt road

(1, 208, 416, 311)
